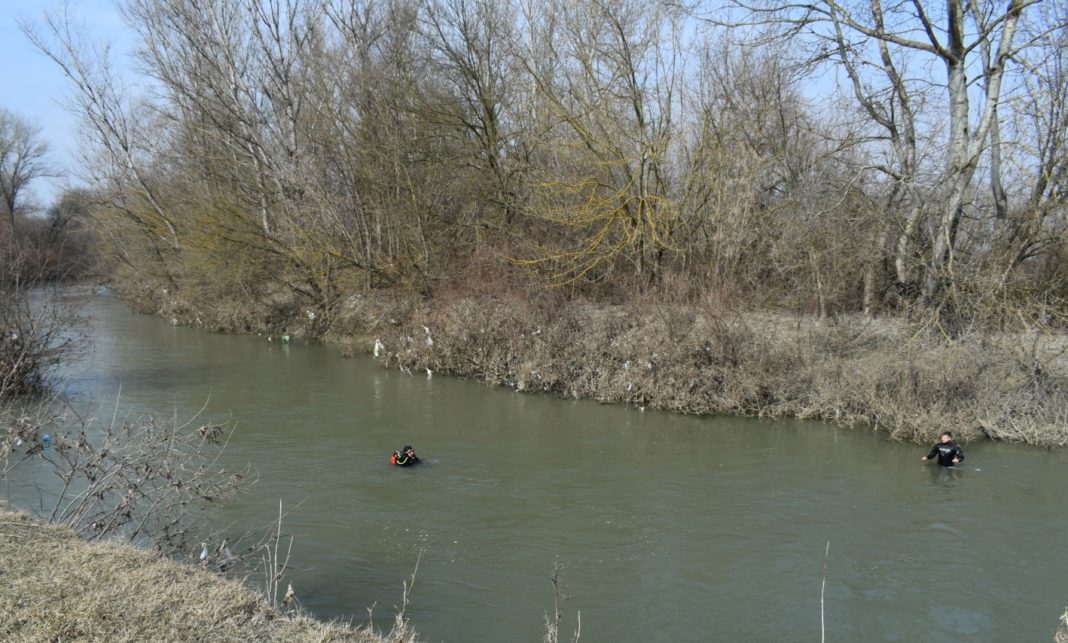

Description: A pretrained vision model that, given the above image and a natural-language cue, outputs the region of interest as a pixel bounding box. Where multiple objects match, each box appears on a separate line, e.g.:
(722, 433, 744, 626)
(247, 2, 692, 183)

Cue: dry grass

(0, 505, 414, 643)
(340, 294, 1068, 447)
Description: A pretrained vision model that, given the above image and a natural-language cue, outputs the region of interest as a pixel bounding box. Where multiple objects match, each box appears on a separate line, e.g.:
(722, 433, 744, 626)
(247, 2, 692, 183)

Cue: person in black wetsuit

(921, 431, 964, 467)
(393, 445, 421, 467)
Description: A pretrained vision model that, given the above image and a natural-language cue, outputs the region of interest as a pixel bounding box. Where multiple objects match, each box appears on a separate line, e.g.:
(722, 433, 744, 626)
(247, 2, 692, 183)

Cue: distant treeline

(11, 0, 1068, 328)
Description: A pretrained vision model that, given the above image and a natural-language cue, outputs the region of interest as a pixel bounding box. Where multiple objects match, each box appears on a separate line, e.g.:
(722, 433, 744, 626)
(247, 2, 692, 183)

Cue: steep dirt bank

(120, 281, 1068, 447)
(0, 506, 415, 642)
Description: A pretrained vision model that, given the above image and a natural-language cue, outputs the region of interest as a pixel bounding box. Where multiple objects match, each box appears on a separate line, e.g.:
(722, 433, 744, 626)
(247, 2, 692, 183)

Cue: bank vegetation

(0, 505, 417, 643)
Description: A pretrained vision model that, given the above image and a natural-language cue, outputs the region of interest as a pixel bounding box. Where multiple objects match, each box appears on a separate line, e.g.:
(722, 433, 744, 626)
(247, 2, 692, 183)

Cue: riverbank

(0, 505, 415, 642)
(120, 281, 1068, 447)
(13, 286, 1068, 640)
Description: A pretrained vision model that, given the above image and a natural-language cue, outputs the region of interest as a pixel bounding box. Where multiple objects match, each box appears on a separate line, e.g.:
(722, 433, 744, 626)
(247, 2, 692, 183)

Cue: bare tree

(0, 108, 51, 237)
(22, 8, 181, 253)
(516, 0, 685, 289)
(678, 38, 866, 312)
(717, 0, 1042, 305)
(416, 0, 525, 225)
(22, 0, 1067, 326)
(997, 3, 1068, 278)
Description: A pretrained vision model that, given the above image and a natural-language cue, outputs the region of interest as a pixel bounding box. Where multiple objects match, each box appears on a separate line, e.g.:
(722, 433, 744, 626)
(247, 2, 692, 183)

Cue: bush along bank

(333, 294, 1068, 447)
(115, 279, 1068, 448)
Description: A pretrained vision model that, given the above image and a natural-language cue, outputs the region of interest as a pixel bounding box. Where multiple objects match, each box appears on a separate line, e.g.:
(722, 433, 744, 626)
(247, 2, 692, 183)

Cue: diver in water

(390, 445, 421, 466)
(921, 431, 964, 467)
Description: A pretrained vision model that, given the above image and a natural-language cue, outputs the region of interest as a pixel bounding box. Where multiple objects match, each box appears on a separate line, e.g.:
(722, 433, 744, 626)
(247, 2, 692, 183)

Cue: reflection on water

(10, 292, 1068, 642)
(927, 464, 964, 488)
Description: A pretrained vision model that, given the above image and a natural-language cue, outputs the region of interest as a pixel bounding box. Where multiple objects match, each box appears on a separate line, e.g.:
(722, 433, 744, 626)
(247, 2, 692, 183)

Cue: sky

(1, 0, 130, 207)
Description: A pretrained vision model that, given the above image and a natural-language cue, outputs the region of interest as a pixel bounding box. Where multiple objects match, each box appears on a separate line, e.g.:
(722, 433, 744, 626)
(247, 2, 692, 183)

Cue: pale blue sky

(1, 0, 130, 206)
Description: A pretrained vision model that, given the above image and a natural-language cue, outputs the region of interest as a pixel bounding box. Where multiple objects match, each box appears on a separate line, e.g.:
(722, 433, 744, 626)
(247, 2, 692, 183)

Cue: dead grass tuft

(0, 505, 416, 642)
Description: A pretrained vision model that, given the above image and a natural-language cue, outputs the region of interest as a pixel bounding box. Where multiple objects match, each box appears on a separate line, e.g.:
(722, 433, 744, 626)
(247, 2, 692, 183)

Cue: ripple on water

(46, 293, 1068, 643)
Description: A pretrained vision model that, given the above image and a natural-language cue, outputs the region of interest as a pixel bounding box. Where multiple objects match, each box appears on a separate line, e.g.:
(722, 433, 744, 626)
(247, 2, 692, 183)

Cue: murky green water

(16, 293, 1068, 641)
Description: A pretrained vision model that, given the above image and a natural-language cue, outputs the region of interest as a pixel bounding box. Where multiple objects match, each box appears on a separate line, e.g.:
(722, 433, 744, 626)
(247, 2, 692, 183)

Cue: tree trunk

(923, 7, 969, 303)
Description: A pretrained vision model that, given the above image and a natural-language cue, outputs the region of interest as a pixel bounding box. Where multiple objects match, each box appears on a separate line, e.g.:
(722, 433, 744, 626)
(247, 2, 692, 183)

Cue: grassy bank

(123, 281, 1068, 448)
(0, 506, 414, 642)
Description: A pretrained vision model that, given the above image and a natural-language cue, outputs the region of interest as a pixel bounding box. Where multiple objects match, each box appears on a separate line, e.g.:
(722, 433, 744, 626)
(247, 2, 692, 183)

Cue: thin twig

(821, 540, 830, 643)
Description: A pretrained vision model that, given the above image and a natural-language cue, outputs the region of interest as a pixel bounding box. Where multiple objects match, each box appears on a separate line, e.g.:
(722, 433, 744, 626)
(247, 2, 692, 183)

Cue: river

(19, 292, 1068, 641)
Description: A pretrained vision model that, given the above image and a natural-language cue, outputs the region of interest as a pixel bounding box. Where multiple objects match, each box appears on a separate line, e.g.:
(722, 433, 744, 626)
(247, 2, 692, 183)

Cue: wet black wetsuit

(395, 453, 421, 466)
(926, 441, 964, 467)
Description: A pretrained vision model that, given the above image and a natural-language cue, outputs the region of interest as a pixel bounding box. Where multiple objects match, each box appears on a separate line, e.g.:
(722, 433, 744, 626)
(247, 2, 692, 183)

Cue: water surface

(22, 293, 1068, 641)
